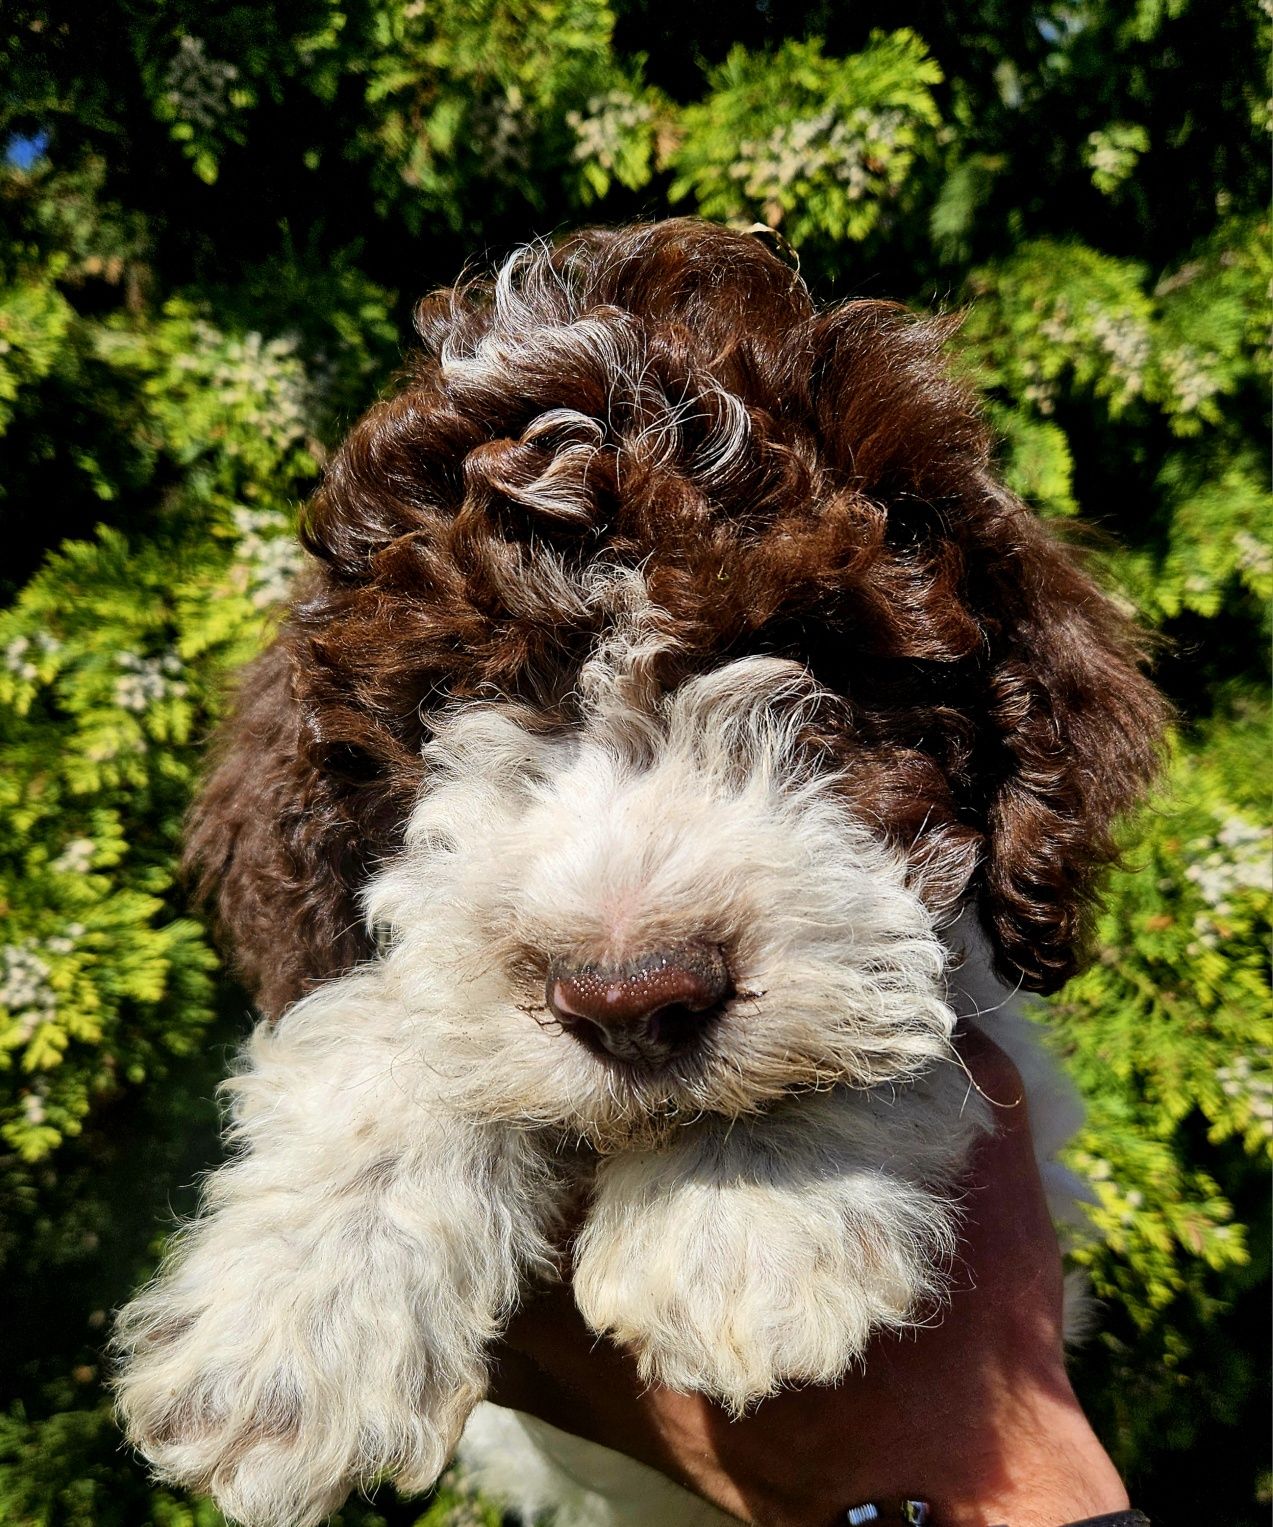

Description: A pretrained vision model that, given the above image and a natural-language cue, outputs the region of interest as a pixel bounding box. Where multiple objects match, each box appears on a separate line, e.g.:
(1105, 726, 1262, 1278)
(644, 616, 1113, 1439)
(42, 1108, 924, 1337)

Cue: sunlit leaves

(670, 32, 942, 248)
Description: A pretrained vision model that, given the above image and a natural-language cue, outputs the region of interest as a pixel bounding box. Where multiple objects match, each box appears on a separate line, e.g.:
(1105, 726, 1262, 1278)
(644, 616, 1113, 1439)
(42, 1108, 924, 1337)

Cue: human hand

(488, 1028, 1130, 1527)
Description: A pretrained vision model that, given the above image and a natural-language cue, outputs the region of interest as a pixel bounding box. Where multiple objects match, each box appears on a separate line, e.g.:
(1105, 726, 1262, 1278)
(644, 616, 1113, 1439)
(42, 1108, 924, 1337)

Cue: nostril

(545, 942, 732, 1062)
(639, 1001, 712, 1057)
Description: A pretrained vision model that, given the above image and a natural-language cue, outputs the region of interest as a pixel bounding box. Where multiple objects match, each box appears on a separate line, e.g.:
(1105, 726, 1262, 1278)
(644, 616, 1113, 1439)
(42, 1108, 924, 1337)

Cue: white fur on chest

(460, 1403, 739, 1527)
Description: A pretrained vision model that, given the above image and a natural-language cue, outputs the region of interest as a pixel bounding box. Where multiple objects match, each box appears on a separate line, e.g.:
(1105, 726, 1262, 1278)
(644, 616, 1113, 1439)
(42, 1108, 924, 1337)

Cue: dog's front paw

(114, 1261, 464, 1526)
(118, 1348, 352, 1527)
(573, 1105, 961, 1415)
(116, 1300, 349, 1527)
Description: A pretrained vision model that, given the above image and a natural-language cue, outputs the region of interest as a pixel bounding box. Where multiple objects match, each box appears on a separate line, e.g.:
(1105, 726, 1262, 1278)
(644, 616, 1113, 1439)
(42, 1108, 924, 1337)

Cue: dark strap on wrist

(1058, 1514, 1150, 1527)
(988, 1514, 1150, 1527)
(846, 1506, 1149, 1526)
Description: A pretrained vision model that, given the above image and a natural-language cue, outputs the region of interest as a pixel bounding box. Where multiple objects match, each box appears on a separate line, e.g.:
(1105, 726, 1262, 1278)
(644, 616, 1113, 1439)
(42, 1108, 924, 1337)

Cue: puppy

(113, 219, 1163, 1527)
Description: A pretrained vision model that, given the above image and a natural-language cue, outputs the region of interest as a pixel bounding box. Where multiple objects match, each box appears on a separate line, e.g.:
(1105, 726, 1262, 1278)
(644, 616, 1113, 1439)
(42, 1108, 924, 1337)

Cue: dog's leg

(573, 1068, 989, 1416)
(114, 970, 561, 1527)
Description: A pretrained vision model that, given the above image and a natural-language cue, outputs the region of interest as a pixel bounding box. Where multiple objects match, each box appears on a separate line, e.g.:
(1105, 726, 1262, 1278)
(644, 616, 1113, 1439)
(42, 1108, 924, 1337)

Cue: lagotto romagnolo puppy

(112, 219, 1165, 1527)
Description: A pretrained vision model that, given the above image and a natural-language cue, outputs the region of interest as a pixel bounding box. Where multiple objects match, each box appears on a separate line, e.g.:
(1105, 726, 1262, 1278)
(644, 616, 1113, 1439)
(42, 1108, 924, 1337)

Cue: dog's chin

(500, 1041, 850, 1153)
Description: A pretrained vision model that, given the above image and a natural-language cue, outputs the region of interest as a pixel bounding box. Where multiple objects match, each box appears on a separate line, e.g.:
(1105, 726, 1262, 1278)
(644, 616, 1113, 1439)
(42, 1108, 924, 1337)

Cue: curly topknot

(187, 218, 1165, 1019)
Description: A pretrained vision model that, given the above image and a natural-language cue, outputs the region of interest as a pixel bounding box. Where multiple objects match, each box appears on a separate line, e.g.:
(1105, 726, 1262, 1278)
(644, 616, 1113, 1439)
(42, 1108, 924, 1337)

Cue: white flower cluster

(21, 1086, 49, 1126)
(1085, 132, 1132, 185)
(1038, 299, 1151, 405)
(4, 631, 61, 682)
(1025, 311, 1071, 415)
(471, 86, 534, 173)
(567, 90, 655, 173)
(164, 35, 240, 132)
(2, 943, 55, 1032)
(1083, 124, 1148, 195)
(1021, 375, 1058, 415)
(1159, 343, 1221, 414)
(1088, 306, 1152, 401)
(1186, 813, 1271, 944)
(1037, 304, 1076, 347)
(731, 105, 907, 205)
(2, 927, 87, 1051)
(182, 322, 312, 459)
(1215, 1053, 1273, 1139)
(232, 507, 305, 608)
(1233, 530, 1272, 581)
(52, 838, 97, 875)
(1075, 1153, 1151, 1229)
(113, 651, 188, 714)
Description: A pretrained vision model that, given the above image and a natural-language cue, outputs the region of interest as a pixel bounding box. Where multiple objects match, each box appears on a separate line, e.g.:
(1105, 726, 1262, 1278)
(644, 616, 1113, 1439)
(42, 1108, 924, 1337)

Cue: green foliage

(0, 271, 75, 432)
(963, 242, 1160, 420)
(670, 32, 942, 248)
(1119, 445, 1272, 624)
(980, 402, 1079, 518)
(0, 281, 337, 1167)
(927, 151, 1006, 266)
(1059, 698, 1271, 1478)
(1060, 707, 1271, 1309)
(958, 215, 1271, 622)
(1153, 214, 1271, 432)
(0, 1403, 225, 1527)
(0, 0, 1267, 1521)
(0, 166, 368, 1181)
(355, 0, 641, 229)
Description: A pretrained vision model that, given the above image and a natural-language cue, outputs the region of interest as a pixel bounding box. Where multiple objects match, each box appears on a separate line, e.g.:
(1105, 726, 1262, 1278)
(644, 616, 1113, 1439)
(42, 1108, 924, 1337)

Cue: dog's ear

(804, 303, 1166, 994)
(184, 626, 417, 1020)
(975, 498, 1167, 994)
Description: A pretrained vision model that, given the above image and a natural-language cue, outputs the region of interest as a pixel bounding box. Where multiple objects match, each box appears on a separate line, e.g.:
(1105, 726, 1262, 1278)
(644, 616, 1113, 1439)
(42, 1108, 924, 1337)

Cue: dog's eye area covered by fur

(185, 216, 1166, 1025)
(343, 654, 967, 1133)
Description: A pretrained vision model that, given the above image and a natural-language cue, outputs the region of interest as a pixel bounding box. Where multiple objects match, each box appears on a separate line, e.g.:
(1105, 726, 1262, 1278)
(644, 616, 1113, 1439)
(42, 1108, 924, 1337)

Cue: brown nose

(546, 942, 731, 1065)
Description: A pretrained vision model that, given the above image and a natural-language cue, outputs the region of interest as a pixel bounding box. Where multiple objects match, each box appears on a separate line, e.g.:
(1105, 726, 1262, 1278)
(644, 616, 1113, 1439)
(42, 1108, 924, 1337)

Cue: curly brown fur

(186, 217, 1165, 1018)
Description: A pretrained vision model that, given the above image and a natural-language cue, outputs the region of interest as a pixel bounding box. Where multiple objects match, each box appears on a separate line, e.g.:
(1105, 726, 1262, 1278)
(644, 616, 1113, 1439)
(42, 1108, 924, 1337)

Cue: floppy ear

(184, 618, 423, 1020)
(802, 301, 1166, 994)
(976, 501, 1167, 993)
(183, 634, 363, 1019)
